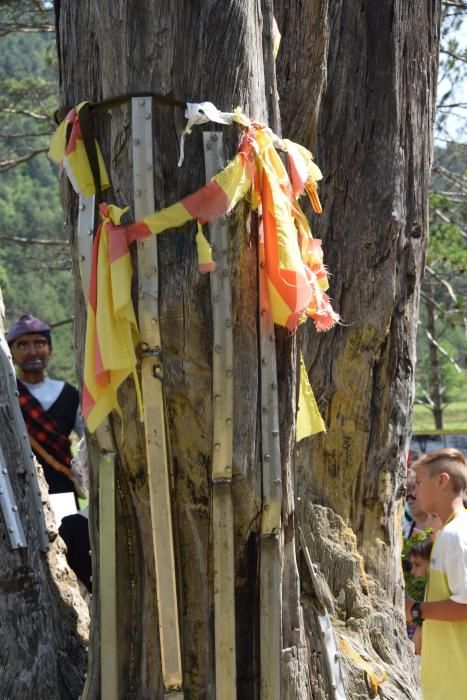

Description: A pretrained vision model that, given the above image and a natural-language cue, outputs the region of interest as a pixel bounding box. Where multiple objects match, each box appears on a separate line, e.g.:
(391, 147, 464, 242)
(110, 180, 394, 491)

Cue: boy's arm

(405, 595, 467, 622)
(420, 599, 467, 622)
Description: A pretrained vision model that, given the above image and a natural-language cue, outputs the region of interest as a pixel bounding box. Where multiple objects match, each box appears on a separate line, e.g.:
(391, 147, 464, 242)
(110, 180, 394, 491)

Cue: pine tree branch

(442, 1, 467, 8)
(0, 236, 67, 247)
(0, 147, 48, 172)
(440, 48, 467, 63)
(424, 329, 462, 372)
(0, 108, 49, 121)
(425, 265, 458, 303)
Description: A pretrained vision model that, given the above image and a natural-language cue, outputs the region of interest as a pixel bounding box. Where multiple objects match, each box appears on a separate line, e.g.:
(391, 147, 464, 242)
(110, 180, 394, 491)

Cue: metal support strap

(0, 442, 27, 549)
(77, 193, 119, 700)
(299, 529, 346, 700)
(132, 97, 183, 696)
(258, 207, 282, 699)
(203, 131, 237, 700)
(0, 332, 48, 551)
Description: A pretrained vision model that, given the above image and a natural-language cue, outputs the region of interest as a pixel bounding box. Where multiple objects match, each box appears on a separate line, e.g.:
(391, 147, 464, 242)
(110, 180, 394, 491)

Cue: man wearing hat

(7, 313, 83, 498)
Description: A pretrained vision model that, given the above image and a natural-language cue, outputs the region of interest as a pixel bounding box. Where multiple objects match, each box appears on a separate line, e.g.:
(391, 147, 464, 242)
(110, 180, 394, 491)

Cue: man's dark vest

(18, 380, 80, 494)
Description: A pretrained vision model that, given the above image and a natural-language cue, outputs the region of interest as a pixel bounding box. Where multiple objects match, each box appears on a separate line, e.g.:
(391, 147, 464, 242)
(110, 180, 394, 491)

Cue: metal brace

(0, 336, 48, 551)
(203, 131, 237, 700)
(258, 205, 282, 700)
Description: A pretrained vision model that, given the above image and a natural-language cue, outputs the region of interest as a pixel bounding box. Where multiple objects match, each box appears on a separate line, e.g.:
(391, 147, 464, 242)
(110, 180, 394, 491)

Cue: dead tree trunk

(54, 1, 440, 698)
(276, 0, 441, 696)
(0, 289, 88, 700)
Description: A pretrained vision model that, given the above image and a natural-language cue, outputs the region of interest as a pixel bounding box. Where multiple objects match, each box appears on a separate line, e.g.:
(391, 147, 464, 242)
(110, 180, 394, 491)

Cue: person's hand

(405, 596, 415, 620)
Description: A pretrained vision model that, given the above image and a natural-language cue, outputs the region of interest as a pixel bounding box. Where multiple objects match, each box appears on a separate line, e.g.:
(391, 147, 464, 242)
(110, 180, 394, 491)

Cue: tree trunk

(54, 1, 440, 698)
(0, 288, 88, 700)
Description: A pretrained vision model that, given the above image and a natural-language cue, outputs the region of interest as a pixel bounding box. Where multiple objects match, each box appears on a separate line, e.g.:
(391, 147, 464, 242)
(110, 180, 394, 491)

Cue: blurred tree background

(0, 1, 74, 382)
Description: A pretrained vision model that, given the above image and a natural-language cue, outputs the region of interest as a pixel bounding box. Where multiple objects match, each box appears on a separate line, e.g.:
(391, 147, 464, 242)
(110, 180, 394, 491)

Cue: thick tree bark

(54, 1, 440, 698)
(0, 289, 88, 700)
(276, 1, 441, 697)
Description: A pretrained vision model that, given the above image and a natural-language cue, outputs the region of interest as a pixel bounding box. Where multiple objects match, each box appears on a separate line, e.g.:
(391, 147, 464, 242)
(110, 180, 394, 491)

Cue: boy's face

(409, 555, 429, 578)
(414, 466, 441, 513)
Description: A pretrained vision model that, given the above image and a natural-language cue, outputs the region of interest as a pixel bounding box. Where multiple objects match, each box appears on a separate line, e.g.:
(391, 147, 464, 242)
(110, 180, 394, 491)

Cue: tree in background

(414, 3, 467, 429)
(0, 0, 76, 383)
(54, 1, 439, 698)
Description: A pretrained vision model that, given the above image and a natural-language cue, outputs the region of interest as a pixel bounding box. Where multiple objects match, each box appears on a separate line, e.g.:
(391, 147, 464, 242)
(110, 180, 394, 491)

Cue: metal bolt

(211, 133, 219, 142)
(8, 527, 14, 533)
(214, 443, 221, 451)
(12, 506, 18, 512)
(260, 261, 264, 268)
(88, 228, 93, 236)
(226, 418, 233, 425)
(271, 382, 277, 390)
(2, 469, 7, 475)
(212, 294, 220, 303)
(225, 369, 233, 377)
(144, 113, 151, 120)
(274, 479, 281, 484)
(222, 269, 229, 277)
(225, 465, 231, 472)
(206, 142, 212, 150)
(264, 454, 271, 462)
(262, 358, 267, 366)
(133, 137, 140, 145)
(138, 99, 145, 107)
(80, 255, 85, 262)
(135, 189, 142, 197)
(225, 319, 232, 327)
(272, 430, 279, 438)
(215, 344, 222, 353)
(79, 203, 85, 212)
(146, 164, 152, 172)
(262, 406, 269, 414)
(215, 394, 221, 402)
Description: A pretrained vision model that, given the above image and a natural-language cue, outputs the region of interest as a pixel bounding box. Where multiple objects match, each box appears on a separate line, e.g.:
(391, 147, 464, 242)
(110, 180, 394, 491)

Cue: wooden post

(132, 96, 184, 696)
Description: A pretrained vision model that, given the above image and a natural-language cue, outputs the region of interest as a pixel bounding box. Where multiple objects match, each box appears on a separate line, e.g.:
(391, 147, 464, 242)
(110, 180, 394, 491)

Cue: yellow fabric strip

(296, 353, 325, 441)
(338, 638, 386, 694)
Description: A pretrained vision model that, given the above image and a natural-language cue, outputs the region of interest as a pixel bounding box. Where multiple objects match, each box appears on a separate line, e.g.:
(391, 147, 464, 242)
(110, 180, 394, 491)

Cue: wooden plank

(132, 97, 184, 693)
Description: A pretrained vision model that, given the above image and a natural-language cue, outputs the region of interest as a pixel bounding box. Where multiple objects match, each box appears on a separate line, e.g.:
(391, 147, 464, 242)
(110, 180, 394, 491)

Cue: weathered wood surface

(0, 290, 88, 700)
(55, 1, 440, 698)
(276, 0, 440, 697)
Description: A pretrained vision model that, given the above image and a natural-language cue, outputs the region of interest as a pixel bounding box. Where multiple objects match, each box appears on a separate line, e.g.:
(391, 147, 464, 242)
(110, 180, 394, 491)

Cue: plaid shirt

(18, 381, 73, 468)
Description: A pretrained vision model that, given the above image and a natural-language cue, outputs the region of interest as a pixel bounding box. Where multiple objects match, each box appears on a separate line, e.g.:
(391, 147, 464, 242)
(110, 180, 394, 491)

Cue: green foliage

(0, 9, 76, 384)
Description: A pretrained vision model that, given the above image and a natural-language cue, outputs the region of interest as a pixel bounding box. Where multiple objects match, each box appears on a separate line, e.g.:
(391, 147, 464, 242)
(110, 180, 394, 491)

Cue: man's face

(10, 333, 51, 374)
(414, 466, 440, 513)
(406, 470, 425, 518)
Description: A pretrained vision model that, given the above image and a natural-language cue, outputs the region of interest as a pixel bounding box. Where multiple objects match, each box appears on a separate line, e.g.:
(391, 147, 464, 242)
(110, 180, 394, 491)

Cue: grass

(412, 400, 467, 432)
